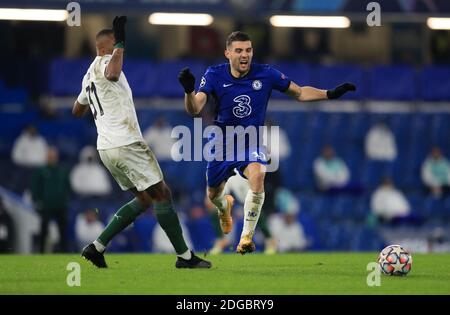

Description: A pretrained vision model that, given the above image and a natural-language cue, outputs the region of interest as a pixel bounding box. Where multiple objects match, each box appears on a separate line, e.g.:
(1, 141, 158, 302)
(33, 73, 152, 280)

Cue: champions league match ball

(378, 245, 413, 276)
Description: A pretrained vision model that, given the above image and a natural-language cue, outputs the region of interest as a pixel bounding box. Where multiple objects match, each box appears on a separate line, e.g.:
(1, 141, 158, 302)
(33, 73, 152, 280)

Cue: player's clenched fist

(327, 83, 356, 99)
(113, 16, 127, 47)
(178, 67, 196, 94)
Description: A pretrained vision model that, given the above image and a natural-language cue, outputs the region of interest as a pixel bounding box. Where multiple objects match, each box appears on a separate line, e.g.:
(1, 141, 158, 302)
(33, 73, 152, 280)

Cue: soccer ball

(378, 244, 412, 276)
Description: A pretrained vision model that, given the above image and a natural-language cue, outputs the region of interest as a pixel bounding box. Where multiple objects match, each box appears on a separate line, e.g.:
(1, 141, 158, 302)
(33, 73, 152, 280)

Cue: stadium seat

(388, 113, 411, 147)
(351, 226, 385, 251)
(156, 60, 207, 98)
(423, 196, 444, 220)
(133, 214, 158, 252)
(0, 112, 39, 155)
(353, 197, 370, 222)
(419, 66, 450, 101)
(429, 113, 450, 150)
(360, 160, 395, 189)
(123, 60, 158, 97)
(0, 86, 28, 107)
(298, 211, 320, 250)
(271, 63, 312, 99)
(330, 196, 356, 221)
(50, 58, 90, 95)
(311, 65, 366, 100)
(370, 65, 416, 100)
(186, 215, 216, 252)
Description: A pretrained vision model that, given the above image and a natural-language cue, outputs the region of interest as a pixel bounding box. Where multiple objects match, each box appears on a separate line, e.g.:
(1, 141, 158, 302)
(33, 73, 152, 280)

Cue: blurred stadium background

(1, 0, 450, 256)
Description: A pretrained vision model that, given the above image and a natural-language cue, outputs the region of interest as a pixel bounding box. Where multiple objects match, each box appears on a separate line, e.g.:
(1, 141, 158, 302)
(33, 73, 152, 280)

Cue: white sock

(241, 190, 265, 239)
(212, 195, 228, 213)
(93, 240, 106, 253)
(178, 249, 192, 260)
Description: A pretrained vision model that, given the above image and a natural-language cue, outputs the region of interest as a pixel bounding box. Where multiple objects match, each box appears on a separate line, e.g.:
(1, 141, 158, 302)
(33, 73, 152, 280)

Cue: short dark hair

(226, 31, 251, 47)
(96, 29, 114, 40)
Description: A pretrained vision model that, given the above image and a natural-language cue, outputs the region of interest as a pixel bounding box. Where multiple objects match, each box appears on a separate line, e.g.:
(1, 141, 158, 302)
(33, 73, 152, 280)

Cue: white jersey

(77, 55, 144, 150)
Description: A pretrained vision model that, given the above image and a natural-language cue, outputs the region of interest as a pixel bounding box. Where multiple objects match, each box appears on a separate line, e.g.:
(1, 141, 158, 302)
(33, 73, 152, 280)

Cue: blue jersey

(198, 63, 291, 187)
(198, 62, 291, 129)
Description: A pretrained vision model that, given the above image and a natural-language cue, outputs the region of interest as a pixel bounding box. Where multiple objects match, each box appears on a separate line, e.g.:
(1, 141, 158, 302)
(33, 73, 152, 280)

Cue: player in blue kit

(178, 31, 355, 254)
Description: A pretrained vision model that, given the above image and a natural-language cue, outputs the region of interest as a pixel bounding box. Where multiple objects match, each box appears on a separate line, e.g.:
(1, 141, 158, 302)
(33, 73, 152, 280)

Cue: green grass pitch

(0, 253, 449, 294)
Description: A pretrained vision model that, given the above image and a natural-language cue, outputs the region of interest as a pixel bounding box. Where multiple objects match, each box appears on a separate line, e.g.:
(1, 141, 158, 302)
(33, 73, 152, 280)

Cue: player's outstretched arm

(285, 82, 327, 101)
(285, 82, 356, 102)
(178, 67, 207, 116)
(105, 16, 126, 82)
(72, 100, 89, 117)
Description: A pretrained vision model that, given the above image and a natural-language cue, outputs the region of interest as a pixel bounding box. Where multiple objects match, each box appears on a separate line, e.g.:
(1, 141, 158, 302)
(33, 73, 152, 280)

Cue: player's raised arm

(285, 81, 356, 102)
(104, 16, 126, 82)
(178, 67, 207, 116)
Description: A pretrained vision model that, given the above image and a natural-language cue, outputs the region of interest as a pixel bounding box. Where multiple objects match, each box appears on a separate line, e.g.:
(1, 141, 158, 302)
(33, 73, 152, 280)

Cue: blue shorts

(206, 153, 268, 188)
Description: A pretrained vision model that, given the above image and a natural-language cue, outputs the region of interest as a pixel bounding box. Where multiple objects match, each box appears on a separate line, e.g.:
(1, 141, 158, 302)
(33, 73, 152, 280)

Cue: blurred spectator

(292, 28, 329, 63)
(365, 122, 397, 161)
(75, 208, 105, 251)
(152, 214, 192, 253)
(189, 26, 221, 60)
(11, 125, 48, 167)
(370, 178, 411, 223)
(430, 30, 450, 64)
(31, 147, 71, 253)
(0, 197, 14, 253)
(268, 188, 307, 252)
(143, 117, 176, 161)
(421, 147, 450, 197)
(70, 146, 112, 197)
(313, 145, 350, 191)
(427, 227, 448, 253)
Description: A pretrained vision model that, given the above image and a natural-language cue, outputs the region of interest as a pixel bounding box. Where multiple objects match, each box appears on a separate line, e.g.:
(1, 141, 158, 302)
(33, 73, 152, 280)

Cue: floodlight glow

(270, 15, 350, 28)
(427, 17, 450, 30)
(0, 8, 68, 21)
(149, 13, 213, 26)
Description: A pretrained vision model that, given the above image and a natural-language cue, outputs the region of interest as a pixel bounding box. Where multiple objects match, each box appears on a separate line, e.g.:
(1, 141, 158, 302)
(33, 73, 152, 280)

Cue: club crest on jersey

(252, 80, 262, 90)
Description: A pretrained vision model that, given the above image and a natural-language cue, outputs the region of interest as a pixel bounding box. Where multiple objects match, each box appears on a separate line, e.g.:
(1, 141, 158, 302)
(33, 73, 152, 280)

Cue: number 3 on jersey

(232, 95, 252, 118)
(86, 82, 104, 120)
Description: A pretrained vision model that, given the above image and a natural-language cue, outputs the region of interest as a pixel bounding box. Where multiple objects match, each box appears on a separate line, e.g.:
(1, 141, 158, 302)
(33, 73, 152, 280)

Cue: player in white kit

(72, 16, 210, 269)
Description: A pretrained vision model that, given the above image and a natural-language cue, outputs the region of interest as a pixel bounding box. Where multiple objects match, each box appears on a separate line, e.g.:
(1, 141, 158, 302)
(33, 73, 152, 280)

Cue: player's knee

(160, 186, 172, 203)
(208, 190, 220, 202)
(136, 194, 152, 209)
(147, 181, 172, 203)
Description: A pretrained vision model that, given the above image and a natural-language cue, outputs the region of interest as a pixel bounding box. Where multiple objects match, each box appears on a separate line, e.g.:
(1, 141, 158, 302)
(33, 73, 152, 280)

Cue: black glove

(327, 83, 356, 99)
(113, 16, 127, 47)
(178, 67, 196, 94)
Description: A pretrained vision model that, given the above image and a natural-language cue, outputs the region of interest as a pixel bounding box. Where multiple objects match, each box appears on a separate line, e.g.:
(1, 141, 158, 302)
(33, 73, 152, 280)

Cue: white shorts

(99, 141, 163, 192)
